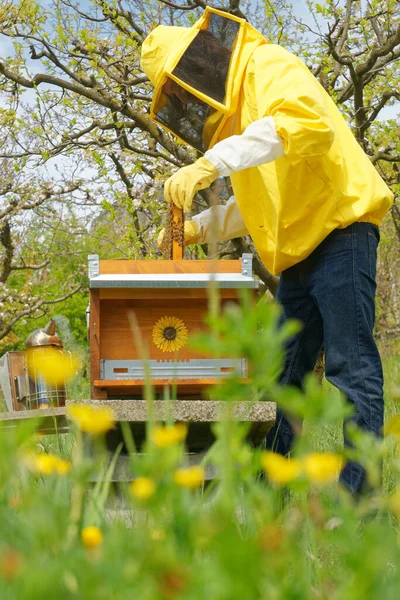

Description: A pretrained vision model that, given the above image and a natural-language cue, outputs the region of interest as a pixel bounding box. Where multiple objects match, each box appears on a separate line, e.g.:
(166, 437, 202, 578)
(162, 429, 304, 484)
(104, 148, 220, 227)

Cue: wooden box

(88, 254, 258, 400)
(0, 352, 25, 412)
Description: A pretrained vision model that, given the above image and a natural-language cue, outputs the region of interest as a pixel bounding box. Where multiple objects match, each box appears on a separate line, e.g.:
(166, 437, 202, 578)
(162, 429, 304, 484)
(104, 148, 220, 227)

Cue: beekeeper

(140, 7, 394, 496)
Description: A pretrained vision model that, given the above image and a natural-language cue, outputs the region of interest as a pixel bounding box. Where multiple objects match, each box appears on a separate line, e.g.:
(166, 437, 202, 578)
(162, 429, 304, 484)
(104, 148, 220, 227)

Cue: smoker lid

(25, 319, 63, 349)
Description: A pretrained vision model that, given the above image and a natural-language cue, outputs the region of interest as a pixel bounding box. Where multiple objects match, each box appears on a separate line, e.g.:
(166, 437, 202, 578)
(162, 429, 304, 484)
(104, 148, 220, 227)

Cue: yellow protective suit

(141, 7, 393, 274)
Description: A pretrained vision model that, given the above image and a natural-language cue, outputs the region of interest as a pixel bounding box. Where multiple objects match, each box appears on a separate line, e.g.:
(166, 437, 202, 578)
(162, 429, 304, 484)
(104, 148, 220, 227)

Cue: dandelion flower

(260, 452, 302, 484)
(26, 347, 80, 386)
(130, 477, 156, 501)
(174, 466, 205, 489)
(81, 527, 103, 549)
(152, 316, 188, 353)
(67, 404, 115, 436)
(302, 453, 342, 484)
(387, 486, 400, 518)
(151, 529, 166, 541)
(24, 453, 71, 476)
(385, 416, 400, 438)
(151, 423, 188, 448)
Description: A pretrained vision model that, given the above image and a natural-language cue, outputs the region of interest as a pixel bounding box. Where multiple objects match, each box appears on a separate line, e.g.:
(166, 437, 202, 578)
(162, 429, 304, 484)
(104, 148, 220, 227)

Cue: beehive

(88, 253, 258, 400)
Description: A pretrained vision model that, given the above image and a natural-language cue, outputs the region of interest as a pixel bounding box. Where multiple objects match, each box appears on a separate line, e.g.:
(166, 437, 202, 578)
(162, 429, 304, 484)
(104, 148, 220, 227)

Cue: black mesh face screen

(155, 13, 240, 151)
(171, 14, 240, 104)
(207, 12, 240, 50)
(155, 95, 211, 152)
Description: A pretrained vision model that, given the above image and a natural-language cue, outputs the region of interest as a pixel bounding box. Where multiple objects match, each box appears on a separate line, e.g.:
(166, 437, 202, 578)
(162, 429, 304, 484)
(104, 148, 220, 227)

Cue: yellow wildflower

(302, 453, 343, 484)
(151, 529, 166, 541)
(24, 453, 71, 476)
(81, 527, 103, 549)
(54, 458, 72, 475)
(174, 466, 205, 489)
(130, 477, 156, 501)
(391, 387, 400, 403)
(67, 404, 115, 436)
(151, 423, 188, 448)
(387, 486, 400, 518)
(385, 416, 400, 438)
(260, 452, 302, 484)
(26, 347, 80, 386)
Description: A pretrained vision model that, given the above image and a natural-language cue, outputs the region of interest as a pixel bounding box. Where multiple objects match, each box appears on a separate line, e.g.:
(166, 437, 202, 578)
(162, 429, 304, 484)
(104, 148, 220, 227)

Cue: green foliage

(0, 298, 398, 598)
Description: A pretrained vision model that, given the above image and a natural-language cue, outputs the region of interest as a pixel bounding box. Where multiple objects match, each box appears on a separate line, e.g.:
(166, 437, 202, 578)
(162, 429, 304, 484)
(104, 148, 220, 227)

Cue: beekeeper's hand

(164, 157, 219, 213)
(157, 220, 200, 248)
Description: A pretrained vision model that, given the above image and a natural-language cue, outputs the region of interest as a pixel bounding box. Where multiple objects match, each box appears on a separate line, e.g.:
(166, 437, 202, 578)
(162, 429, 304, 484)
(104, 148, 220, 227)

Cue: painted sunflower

(152, 316, 188, 353)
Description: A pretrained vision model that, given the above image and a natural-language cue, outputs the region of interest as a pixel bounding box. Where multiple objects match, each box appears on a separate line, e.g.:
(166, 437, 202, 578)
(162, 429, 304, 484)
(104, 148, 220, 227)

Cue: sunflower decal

(152, 316, 188, 353)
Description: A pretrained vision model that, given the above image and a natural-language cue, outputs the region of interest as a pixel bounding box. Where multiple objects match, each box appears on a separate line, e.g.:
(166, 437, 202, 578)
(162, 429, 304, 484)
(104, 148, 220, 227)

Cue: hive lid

(88, 253, 259, 289)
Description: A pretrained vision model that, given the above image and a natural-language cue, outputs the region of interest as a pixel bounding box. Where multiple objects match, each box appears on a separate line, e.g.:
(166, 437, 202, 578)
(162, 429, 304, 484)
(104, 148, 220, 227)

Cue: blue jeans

(266, 222, 383, 495)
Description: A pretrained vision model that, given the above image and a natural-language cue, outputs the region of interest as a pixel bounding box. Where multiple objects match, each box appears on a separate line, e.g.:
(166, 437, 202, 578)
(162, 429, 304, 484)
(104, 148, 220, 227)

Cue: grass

(0, 299, 399, 598)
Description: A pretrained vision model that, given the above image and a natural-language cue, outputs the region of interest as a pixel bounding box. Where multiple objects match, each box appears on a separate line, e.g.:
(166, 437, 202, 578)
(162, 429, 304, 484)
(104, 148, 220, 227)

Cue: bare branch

(0, 283, 82, 341)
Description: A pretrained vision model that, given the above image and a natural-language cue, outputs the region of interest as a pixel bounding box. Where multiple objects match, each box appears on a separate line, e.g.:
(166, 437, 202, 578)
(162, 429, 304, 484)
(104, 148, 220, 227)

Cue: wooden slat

(8, 352, 25, 411)
(0, 407, 68, 433)
(94, 378, 220, 395)
(99, 259, 242, 275)
(89, 289, 107, 400)
(99, 288, 240, 300)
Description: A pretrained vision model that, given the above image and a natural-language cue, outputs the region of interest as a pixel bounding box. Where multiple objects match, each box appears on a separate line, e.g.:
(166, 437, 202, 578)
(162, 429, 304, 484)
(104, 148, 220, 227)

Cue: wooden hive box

(88, 253, 258, 400)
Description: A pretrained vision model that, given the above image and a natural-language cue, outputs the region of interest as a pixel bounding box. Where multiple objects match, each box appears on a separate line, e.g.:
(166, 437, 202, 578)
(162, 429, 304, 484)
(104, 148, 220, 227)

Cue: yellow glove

(164, 157, 219, 213)
(157, 220, 199, 248)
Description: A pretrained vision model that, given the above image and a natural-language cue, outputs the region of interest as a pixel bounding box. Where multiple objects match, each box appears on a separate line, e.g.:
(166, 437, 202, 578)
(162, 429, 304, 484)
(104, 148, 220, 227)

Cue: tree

(0, 0, 398, 338)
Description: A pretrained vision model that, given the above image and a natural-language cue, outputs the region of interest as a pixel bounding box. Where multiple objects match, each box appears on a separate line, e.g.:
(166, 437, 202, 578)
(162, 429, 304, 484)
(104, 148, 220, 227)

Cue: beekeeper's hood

(140, 7, 266, 152)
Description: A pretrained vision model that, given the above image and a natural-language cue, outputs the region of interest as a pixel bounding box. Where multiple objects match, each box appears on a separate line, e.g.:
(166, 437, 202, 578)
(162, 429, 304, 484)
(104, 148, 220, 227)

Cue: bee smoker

(0, 320, 67, 412)
(23, 320, 68, 409)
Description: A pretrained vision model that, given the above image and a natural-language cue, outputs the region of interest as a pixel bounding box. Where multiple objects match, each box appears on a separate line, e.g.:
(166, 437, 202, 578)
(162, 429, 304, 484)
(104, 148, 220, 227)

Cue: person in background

(141, 7, 394, 496)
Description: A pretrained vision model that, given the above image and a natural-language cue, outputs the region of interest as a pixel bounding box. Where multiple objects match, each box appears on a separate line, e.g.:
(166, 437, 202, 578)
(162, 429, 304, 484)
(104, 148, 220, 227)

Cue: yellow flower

(151, 529, 166, 541)
(26, 347, 80, 386)
(152, 316, 188, 353)
(151, 423, 188, 448)
(260, 452, 302, 484)
(174, 466, 205, 489)
(130, 477, 156, 500)
(391, 387, 400, 403)
(24, 453, 71, 476)
(67, 404, 115, 436)
(302, 453, 343, 484)
(387, 486, 400, 517)
(54, 458, 72, 475)
(81, 527, 103, 549)
(385, 416, 400, 438)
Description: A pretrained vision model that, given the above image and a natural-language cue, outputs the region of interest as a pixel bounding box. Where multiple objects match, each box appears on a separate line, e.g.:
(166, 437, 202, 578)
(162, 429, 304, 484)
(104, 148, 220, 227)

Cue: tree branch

(0, 221, 14, 283)
(0, 283, 82, 341)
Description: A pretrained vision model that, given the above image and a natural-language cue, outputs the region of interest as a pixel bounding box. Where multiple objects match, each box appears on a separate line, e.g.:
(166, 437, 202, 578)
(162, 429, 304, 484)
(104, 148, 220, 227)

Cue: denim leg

(310, 223, 383, 495)
(265, 265, 324, 455)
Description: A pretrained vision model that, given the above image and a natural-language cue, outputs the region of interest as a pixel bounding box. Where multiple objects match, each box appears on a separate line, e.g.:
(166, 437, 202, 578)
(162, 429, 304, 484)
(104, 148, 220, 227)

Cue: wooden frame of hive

(88, 254, 258, 400)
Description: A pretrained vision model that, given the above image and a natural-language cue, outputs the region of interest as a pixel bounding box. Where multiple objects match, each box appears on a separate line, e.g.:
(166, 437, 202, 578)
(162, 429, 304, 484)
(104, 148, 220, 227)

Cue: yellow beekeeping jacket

(141, 8, 394, 274)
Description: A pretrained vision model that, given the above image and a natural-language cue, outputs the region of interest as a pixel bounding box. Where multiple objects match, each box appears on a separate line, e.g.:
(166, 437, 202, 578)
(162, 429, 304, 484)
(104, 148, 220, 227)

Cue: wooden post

(172, 204, 184, 260)
(89, 289, 107, 400)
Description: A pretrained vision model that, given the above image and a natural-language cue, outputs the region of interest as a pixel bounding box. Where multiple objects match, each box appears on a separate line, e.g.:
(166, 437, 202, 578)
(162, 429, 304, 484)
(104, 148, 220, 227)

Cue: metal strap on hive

(100, 358, 248, 380)
(90, 273, 258, 289)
